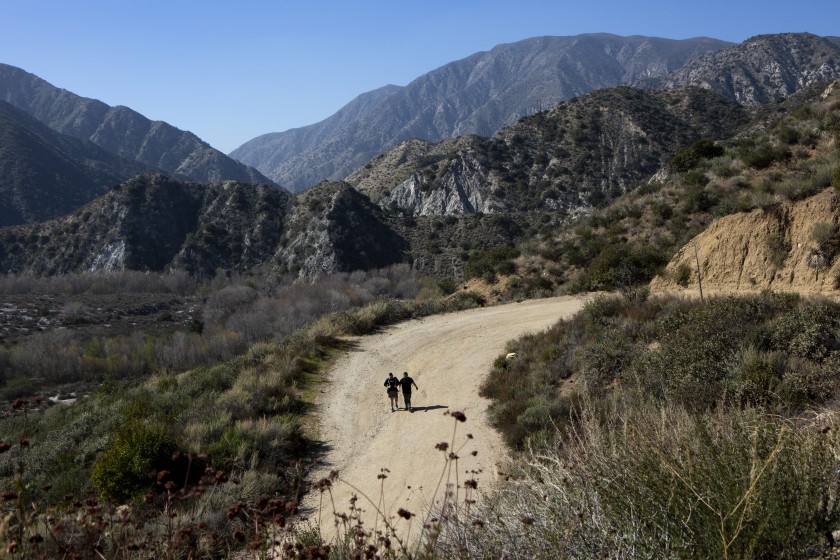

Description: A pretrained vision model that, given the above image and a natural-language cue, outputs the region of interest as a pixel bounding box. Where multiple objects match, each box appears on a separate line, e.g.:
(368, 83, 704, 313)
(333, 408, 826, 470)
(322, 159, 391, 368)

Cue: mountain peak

(231, 33, 732, 192)
(0, 63, 277, 188)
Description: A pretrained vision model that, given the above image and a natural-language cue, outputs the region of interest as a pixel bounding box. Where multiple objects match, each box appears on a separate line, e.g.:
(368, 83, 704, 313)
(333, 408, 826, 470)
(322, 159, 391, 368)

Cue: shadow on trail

(407, 405, 448, 412)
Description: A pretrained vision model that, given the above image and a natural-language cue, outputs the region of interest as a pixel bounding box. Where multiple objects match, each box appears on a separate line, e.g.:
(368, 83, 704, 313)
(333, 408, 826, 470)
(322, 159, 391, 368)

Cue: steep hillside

(348, 87, 749, 216)
(233, 34, 730, 192)
(651, 188, 840, 295)
(0, 101, 152, 226)
(0, 64, 275, 187)
(276, 181, 407, 278)
(0, 174, 406, 279)
(0, 175, 288, 276)
(644, 33, 840, 105)
(505, 79, 840, 298)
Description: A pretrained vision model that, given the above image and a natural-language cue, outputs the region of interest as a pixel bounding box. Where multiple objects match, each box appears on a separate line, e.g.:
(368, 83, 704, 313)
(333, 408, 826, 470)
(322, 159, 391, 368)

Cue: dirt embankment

(651, 188, 840, 297)
(301, 296, 588, 543)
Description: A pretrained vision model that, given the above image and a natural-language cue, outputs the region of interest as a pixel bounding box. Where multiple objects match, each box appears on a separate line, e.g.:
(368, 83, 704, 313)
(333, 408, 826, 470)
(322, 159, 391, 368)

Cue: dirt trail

(301, 295, 588, 542)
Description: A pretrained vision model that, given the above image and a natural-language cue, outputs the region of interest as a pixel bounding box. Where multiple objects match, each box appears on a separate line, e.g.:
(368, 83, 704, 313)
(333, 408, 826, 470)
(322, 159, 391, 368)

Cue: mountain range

(0, 100, 151, 225)
(0, 63, 276, 212)
(231, 33, 733, 192)
(641, 33, 840, 104)
(2, 32, 840, 283)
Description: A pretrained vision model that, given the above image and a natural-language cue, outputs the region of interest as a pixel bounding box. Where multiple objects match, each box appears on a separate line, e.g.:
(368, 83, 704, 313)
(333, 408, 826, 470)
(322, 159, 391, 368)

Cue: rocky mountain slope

(0, 84, 752, 281)
(232, 34, 731, 192)
(0, 64, 275, 187)
(0, 100, 152, 226)
(643, 33, 840, 105)
(347, 86, 749, 216)
(506, 78, 840, 299)
(3, 73, 838, 286)
(0, 174, 406, 279)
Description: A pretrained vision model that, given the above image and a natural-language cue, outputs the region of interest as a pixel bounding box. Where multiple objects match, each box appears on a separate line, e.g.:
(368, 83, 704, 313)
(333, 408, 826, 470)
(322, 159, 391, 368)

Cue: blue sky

(2, 0, 838, 153)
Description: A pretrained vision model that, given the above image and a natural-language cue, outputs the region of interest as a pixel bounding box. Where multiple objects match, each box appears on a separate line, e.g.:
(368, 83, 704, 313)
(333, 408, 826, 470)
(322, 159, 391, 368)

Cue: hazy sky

(2, 0, 838, 153)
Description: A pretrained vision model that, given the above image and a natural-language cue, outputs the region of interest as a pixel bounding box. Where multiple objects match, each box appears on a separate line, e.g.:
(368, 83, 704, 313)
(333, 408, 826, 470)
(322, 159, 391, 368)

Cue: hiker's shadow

(412, 405, 448, 412)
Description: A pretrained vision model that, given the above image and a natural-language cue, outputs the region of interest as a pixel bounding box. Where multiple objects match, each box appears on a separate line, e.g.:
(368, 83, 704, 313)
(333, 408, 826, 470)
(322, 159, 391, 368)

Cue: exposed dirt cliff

(651, 188, 840, 296)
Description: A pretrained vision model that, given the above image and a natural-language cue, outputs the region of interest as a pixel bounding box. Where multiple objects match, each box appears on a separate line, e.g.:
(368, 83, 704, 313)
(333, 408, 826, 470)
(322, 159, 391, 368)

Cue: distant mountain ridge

(0, 100, 153, 226)
(0, 84, 752, 280)
(232, 33, 733, 192)
(0, 63, 275, 187)
(347, 86, 750, 216)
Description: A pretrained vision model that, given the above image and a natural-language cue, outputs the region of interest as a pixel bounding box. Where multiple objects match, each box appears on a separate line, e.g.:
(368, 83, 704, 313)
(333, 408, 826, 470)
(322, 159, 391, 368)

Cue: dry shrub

(431, 396, 840, 560)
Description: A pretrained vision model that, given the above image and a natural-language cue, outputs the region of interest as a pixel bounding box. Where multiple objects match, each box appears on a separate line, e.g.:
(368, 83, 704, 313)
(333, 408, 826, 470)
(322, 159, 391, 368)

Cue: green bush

(464, 246, 520, 280)
(673, 262, 693, 287)
(776, 126, 801, 145)
(583, 243, 668, 298)
(739, 141, 791, 169)
(669, 139, 725, 172)
(683, 168, 709, 187)
(767, 232, 789, 268)
(771, 303, 838, 361)
(91, 421, 176, 503)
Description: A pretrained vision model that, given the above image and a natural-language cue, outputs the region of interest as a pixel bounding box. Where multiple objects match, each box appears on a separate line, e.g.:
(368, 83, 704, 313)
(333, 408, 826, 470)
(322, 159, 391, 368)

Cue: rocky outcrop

(651, 189, 840, 295)
(643, 33, 840, 105)
(0, 175, 287, 276)
(380, 153, 501, 216)
(0, 64, 275, 187)
(232, 34, 731, 192)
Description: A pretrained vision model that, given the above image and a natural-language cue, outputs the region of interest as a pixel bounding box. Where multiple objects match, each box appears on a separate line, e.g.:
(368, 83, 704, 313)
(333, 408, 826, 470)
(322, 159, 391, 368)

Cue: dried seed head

(451, 411, 467, 422)
(397, 508, 414, 519)
(314, 478, 332, 492)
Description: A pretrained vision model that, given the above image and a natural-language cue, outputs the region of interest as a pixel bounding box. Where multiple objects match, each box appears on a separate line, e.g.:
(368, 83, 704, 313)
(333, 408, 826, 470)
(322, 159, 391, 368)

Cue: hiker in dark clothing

(384, 372, 400, 412)
(399, 371, 419, 412)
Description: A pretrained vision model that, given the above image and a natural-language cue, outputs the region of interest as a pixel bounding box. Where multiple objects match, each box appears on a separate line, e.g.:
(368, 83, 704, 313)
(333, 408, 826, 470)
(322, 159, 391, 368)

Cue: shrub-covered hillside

(463, 292, 840, 559)
(484, 80, 840, 299)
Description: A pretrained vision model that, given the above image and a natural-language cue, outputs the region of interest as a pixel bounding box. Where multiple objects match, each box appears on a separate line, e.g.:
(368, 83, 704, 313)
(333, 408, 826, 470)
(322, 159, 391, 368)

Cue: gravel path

(301, 295, 588, 543)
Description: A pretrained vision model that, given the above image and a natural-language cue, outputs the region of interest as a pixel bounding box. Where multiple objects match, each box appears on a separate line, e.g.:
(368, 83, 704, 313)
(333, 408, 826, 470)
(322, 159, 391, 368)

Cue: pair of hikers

(384, 372, 418, 412)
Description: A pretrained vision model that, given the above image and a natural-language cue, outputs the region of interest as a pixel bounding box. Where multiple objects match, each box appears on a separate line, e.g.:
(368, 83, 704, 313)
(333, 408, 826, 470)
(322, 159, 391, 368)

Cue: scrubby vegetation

(458, 292, 840, 559)
(0, 266, 434, 401)
(0, 265, 489, 557)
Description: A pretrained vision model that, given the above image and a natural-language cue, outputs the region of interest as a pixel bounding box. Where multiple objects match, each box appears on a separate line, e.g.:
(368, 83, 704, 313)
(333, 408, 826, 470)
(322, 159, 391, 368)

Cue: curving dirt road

(301, 295, 589, 543)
